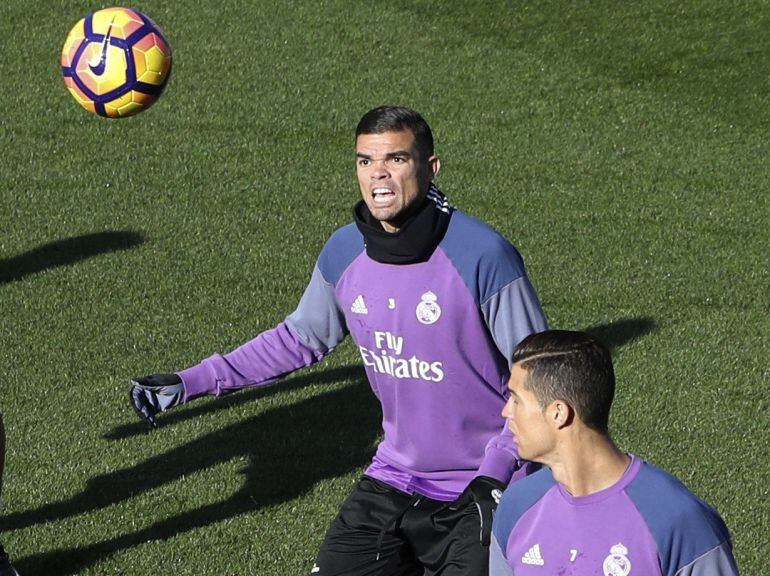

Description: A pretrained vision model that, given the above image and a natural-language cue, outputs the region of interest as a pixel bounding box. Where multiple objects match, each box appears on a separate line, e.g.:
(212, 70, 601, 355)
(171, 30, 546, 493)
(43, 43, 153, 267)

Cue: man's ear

(429, 155, 441, 179)
(551, 400, 574, 429)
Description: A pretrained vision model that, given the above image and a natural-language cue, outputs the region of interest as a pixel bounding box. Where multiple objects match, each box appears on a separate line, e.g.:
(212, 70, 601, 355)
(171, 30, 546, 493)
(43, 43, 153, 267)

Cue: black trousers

(310, 476, 487, 576)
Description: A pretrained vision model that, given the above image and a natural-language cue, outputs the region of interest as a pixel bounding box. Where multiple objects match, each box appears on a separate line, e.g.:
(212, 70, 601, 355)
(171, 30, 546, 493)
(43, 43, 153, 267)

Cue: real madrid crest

(416, 291, 441, 325)
(603, 543, 631, 576)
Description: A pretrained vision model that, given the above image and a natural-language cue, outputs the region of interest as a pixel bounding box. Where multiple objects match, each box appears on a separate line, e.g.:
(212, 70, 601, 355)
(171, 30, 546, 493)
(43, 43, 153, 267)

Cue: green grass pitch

(0, 1, 767, 573)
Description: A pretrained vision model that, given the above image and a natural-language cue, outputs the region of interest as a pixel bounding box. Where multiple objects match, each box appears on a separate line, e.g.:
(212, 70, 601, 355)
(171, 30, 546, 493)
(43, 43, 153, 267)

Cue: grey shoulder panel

(675, 542, 739, 576)
(285, 264, 349, 353)
(489, 532, 515, 576)
(481, 275, 548, 365)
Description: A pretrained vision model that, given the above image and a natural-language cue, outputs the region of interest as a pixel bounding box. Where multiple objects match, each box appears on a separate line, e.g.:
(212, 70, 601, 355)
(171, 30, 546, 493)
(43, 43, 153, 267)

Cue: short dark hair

(356, 105, 434, 160)
(513, 330, 615, 433)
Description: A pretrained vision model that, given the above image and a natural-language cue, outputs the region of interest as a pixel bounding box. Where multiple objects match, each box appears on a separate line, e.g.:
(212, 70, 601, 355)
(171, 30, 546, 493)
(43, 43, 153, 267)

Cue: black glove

(129, 373, 185, 427)
(450, 475, 506, 546)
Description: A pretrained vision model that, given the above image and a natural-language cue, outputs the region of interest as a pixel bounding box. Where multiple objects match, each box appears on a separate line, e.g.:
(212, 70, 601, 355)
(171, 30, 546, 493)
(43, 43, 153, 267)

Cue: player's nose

(370, 159, 390, 179)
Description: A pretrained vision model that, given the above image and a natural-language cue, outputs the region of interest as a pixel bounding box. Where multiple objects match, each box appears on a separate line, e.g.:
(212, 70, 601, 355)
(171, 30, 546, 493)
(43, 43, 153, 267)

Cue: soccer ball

(60, 7, 172, 118)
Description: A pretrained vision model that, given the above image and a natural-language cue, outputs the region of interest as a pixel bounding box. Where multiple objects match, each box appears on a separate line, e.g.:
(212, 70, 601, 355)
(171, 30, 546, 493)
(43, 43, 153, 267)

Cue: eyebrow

(355, 150, 412, 160)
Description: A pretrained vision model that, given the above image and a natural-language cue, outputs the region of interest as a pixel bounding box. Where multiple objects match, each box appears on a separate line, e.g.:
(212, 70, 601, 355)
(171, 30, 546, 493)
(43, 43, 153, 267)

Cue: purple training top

(491, 454, 739, 575)
(179, 191, 547, 500)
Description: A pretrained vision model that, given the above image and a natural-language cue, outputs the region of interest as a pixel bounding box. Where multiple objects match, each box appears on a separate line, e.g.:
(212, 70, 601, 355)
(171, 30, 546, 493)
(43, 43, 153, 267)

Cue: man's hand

(129, 373, 185, 427)
(450, 475, 506, 546)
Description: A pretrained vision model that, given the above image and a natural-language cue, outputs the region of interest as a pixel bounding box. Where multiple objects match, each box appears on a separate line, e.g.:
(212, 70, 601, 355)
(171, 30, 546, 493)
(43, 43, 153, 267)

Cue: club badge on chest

(416, 291, 441, 325)
(603, 543, 632, 576)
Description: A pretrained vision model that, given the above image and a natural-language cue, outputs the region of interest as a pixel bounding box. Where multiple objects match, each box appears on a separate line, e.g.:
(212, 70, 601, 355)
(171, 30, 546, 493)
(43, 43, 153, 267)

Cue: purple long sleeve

(179, 322, 328, 401)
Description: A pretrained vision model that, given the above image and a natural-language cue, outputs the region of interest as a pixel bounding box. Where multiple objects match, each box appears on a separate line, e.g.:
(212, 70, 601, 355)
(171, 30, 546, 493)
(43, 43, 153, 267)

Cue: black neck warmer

(353, 184, 452, 264)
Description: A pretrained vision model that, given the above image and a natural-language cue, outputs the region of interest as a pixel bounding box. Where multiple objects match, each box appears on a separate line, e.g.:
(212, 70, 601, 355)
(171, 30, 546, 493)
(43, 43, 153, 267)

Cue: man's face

(355, 129, 440, 233)
(502, 364, 555, 463)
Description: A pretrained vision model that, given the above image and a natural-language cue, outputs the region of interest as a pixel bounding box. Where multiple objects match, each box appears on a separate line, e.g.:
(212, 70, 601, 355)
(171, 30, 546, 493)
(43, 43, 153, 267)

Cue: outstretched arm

(130, 263, 349, 425)
(180, 263, 348, 399)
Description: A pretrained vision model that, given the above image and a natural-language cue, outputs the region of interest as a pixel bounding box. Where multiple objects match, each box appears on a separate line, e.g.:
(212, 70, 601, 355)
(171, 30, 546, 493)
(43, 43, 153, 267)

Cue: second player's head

(514, 330, 615, 433)
(503, 330, 615, 462)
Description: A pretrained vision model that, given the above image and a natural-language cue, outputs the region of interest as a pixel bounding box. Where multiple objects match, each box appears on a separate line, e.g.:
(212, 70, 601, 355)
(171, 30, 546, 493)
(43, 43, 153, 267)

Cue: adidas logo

(522, 544, 545, 566)
(351, 295, 368, 315)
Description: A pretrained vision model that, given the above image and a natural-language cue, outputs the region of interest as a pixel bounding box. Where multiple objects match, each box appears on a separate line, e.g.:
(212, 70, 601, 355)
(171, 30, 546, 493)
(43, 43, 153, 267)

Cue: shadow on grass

(585, 317, 657, 351)
(8, 365, 377, 575)
(6, 318, 655, 574)
(0, 231, 144, 284)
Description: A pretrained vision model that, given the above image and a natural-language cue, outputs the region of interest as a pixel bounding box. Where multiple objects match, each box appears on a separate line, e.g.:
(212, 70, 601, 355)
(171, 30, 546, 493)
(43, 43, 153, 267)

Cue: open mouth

(372, 187, 395, 205)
